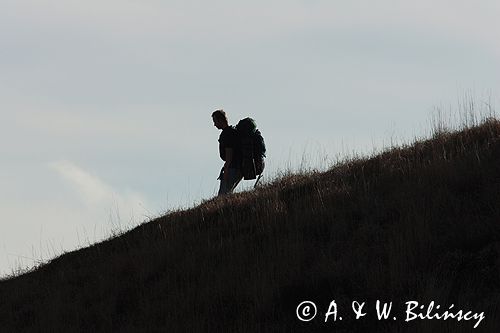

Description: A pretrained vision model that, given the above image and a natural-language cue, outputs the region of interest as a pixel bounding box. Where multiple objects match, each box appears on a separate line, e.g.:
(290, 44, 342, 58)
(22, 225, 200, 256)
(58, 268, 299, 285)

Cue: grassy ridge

(1, 119, 500, 332)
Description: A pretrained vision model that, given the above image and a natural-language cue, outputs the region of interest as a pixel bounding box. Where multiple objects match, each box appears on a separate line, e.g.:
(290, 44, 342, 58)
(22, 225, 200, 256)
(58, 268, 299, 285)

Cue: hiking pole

(254, 174, 263, 188)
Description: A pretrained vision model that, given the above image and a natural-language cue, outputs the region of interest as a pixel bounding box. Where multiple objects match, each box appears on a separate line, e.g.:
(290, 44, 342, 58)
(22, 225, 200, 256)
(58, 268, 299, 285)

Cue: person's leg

(227, 168, 243, 193)
(218, 168, 243, 196)
(218, 178, 229, 196)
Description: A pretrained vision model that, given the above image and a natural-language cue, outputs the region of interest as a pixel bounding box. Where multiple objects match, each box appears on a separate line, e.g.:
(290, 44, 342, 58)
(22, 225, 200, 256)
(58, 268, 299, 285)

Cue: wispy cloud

(49, 160, 151, 224)
(50, 160, 114, 206)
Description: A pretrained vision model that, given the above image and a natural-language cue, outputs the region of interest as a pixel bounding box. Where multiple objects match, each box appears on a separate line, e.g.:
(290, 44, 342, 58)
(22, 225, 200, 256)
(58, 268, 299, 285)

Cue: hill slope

(1, 119, 500, 332)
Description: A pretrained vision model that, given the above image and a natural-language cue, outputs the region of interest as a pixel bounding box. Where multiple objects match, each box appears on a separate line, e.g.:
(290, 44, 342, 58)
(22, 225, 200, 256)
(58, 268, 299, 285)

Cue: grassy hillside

(1, 119, 500, 332)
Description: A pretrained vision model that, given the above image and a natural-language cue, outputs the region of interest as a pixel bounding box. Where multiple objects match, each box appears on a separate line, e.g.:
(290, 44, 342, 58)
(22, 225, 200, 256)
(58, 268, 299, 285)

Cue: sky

(1, 0, 499, 276)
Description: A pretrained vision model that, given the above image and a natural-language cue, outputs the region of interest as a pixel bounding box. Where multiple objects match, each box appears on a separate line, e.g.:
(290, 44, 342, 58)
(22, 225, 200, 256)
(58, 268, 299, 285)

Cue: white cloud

(50, 160, 114, 206)
(49, 160, 150, 223)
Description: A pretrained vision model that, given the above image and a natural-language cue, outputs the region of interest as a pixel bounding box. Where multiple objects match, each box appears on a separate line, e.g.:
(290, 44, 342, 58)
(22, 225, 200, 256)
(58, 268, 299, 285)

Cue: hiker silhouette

(212, 110, 243, 196)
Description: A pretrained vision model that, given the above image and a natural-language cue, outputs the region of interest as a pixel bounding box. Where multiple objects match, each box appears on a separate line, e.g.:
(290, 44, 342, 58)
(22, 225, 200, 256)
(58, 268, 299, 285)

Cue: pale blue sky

(1, 0, 499, 275)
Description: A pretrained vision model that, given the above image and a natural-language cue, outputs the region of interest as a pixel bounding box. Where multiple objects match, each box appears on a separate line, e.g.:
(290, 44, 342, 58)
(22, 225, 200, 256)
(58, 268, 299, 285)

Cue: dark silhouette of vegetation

(1, 118, 499, 332)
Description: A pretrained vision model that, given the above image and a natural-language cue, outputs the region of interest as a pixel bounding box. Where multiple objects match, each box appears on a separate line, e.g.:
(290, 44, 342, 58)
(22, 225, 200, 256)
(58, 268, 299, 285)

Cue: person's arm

(223, 148, 233, 180)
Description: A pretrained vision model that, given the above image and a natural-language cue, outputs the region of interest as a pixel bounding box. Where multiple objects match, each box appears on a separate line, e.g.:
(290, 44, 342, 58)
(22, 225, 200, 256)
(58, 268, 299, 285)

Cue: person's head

(212, 109, 228, 129)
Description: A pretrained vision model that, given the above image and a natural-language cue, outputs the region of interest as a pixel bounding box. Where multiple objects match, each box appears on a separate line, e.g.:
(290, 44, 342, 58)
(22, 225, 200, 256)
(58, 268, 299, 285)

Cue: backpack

(236, 118, 266, 180)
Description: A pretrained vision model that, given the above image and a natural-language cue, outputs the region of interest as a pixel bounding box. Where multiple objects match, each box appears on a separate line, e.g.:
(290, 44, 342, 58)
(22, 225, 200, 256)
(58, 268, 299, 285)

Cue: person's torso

(218, 126, 241, 168)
